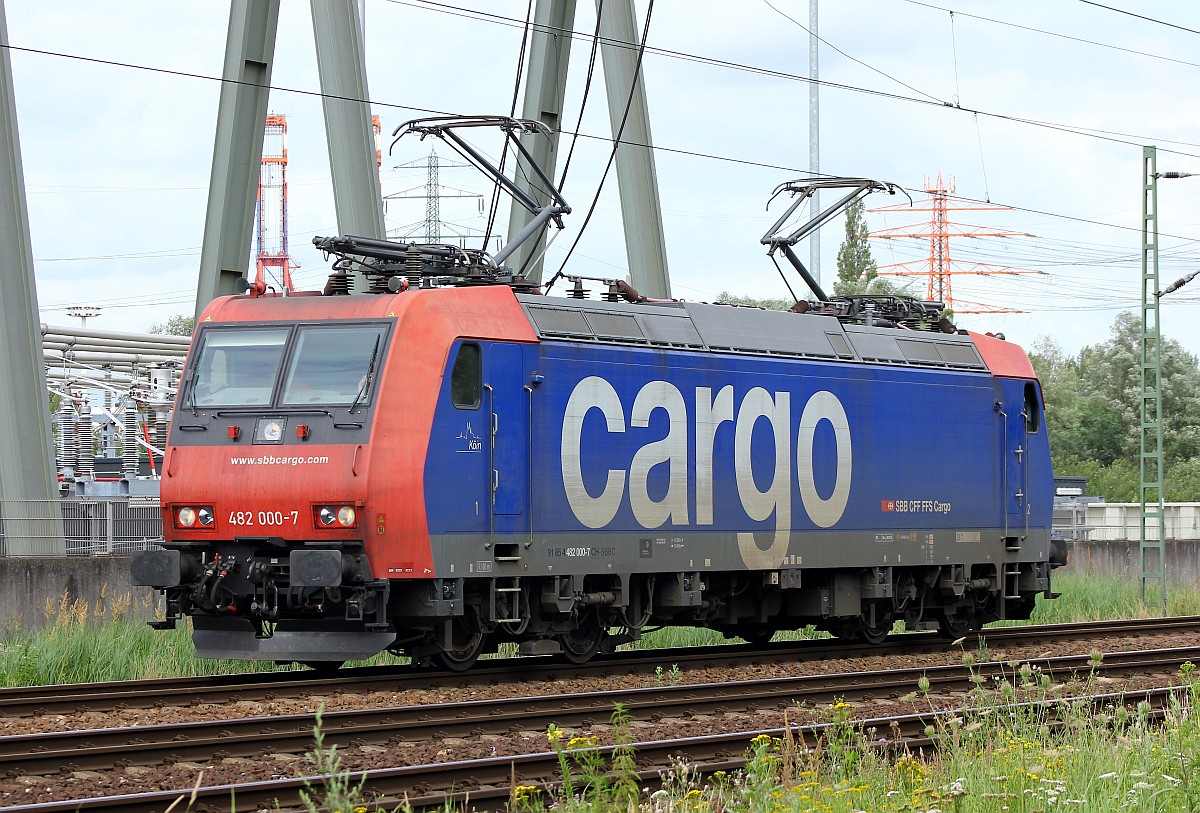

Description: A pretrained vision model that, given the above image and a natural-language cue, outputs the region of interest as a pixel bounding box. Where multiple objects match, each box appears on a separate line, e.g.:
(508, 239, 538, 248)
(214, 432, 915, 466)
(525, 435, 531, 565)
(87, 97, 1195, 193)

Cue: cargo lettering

(560, 377, 852, 567)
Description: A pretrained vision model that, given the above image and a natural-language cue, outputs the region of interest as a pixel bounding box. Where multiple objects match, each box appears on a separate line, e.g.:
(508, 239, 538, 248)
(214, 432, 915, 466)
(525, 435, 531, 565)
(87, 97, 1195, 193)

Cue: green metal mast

(1140, 145, 1167, 613)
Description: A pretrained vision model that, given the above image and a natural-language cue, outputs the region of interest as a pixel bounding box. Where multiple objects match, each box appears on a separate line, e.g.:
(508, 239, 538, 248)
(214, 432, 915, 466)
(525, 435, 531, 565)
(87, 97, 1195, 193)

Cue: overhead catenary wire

(759, 0, 943, 103)
(480, 0, 535, 254)
(1076, 0, 1200, 37)
(555, 0, 606, 192)
(8, 4, 1200, 163)
(383, 1, 1200, 157)
(548, 0, 656, 283)
(901, 0, 1200, 70)
(8, 5, 1199, 320)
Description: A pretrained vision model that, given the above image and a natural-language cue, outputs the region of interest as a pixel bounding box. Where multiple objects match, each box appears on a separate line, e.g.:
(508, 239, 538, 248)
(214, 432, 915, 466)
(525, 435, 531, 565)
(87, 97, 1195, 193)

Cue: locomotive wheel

(740, 628, 776, 645)
(937, 608, 975, 640)
(856, 607, 894, 645)
(434, 619, 487, 671)
(856, 623, 891, 645)
(556, 612, 605, 664)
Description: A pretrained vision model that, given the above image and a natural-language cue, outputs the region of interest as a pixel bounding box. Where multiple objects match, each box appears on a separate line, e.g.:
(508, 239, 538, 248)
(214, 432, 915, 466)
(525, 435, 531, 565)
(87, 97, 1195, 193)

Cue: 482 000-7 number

(228, 510, 300, 527)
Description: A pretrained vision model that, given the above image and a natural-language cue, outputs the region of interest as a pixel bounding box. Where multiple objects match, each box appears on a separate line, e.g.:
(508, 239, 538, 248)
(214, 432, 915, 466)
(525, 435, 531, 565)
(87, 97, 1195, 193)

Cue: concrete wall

(0, 556, 156, 632)
(1063, 538, 1200, 586)
(3, 538, 1200, 635)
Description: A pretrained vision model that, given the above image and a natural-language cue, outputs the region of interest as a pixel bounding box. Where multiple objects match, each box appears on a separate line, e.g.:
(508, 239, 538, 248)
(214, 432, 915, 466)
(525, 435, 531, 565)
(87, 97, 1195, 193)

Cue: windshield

(280, 325, 389, 406)
(190, 328, 289, 406)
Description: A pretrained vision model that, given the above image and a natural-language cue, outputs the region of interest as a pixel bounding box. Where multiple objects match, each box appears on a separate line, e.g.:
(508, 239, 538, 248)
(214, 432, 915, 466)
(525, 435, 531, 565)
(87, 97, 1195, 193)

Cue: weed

(298, 707, 369, 813)
(653, 663, 682, 686)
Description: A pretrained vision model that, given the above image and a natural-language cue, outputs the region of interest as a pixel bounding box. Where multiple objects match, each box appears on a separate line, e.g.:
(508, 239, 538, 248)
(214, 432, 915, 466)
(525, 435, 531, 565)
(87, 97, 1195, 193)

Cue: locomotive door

(487, 343, 528, 518)
(997, 380, 1030, 546)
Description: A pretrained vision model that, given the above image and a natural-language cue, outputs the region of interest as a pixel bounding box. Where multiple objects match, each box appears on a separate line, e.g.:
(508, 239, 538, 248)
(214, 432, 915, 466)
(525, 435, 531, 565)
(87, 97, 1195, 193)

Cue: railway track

(2, 683, 1186, 812)
(1, 643, 1195, 777)
(1, 635, 1195, 812)
(2, 615, 1196, 719)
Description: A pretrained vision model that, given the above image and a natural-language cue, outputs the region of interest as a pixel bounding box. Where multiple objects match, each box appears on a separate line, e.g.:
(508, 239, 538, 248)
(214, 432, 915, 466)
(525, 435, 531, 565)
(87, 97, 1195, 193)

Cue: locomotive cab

(134, 313, 400, 664)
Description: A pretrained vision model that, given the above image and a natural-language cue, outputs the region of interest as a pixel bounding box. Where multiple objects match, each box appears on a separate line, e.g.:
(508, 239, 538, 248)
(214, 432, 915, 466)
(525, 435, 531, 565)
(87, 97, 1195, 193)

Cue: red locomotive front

(136, 286, 537, 667)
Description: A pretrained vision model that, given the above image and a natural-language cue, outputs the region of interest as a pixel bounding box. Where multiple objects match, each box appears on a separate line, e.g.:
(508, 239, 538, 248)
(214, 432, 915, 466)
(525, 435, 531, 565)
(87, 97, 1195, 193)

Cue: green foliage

(1011, 570, 1200, 623)
(653, 663, 682, 685)
(149, 313, 195, 337)
(834, 198, 896, 297)
(299, 707, 369, 813)
(715, 291, 792, 310)
(0, 592, 295, 687)
(10, 580, 1200, 812)
(1032, 313, 1200, 499)
(1052, 457, 1137, 503)
(543, 706, 639, 809)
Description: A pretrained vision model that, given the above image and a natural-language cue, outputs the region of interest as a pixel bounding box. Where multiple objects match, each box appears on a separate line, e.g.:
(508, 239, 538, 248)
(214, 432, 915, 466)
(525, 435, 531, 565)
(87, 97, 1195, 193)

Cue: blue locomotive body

(419, 294, 1058, 654)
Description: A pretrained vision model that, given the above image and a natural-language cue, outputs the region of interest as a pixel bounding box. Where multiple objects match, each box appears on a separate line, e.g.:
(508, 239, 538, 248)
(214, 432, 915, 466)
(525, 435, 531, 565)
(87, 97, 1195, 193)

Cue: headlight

(254, 417, 286, 444)
(175, 505, 215, 530)
(315, 505, 358, 528)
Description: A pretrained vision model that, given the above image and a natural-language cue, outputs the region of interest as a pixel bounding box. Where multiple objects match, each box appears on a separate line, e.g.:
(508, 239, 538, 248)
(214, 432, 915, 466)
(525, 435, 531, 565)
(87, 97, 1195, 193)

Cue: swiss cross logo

(881, 500, 895, 512)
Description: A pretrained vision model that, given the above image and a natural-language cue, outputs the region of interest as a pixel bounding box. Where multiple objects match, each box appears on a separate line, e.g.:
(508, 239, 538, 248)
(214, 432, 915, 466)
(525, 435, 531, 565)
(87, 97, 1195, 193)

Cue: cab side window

(451, 343, 481, 409)
(1023, 382, 1041, 433)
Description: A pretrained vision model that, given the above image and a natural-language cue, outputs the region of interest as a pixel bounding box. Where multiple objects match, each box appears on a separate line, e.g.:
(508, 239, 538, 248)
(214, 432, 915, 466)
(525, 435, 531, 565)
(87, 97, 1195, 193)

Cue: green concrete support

(506, 0, 577, 283)
(311, 0, 385, 295)
(598, 0, 670, 299)
(194, 0, 281, 317)
(0, 0, 64, 554)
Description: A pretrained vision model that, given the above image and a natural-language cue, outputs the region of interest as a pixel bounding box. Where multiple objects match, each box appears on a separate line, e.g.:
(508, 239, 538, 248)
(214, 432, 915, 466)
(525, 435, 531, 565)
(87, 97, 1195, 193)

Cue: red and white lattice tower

(868, 173, 1042, 314)
(372, 115, 382, 170)
(255, 114, 296, 291)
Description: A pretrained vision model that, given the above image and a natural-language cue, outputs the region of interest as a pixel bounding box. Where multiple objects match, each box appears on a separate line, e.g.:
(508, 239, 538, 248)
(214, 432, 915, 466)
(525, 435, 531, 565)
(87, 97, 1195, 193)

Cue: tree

(1031, 312, 1200, 500)
(1076, 311, 1200, 465)
(149, 314, 195, 337)
(715, 292, 791, 311)
(834, 198, 895, 297)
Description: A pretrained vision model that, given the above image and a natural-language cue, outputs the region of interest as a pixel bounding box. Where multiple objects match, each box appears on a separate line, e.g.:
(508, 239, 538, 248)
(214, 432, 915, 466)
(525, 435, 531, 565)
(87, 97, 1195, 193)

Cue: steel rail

(3, 682, 1181, 813)
(3, 615, 1197, 719)
(2, 644, 1196, 782)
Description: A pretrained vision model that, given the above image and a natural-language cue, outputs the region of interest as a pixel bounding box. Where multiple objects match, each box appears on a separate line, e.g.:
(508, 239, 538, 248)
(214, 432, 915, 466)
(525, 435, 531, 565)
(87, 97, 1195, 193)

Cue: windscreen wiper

(349, 334, 382, 414)
(185, 366, 199, 415)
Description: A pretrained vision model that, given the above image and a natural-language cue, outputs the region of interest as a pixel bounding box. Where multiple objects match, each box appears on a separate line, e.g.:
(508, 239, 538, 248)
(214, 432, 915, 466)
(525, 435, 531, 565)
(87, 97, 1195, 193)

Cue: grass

(7, 573, 1200, 811)
(1023, 569, 1200, 621)
(4, 572, 1199, 687)
(0, 590, 295, 687)
(299, 663, 1200, 812)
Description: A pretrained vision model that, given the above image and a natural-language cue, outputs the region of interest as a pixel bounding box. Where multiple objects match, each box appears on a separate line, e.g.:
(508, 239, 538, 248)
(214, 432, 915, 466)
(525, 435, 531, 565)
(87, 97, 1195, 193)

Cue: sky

(5, 0, 1200, 357)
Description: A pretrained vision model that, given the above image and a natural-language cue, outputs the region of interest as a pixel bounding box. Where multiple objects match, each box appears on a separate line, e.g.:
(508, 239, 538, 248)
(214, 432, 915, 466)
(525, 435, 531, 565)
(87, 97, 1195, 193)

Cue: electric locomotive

(132, 118, 1063, 669)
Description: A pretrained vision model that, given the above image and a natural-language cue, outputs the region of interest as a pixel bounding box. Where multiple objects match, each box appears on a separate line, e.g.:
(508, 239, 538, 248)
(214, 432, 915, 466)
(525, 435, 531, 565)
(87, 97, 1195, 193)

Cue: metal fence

(4, 498, 1200, 557)
(0, 499, 163, 556)
(1054, 502, 1200, 542)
